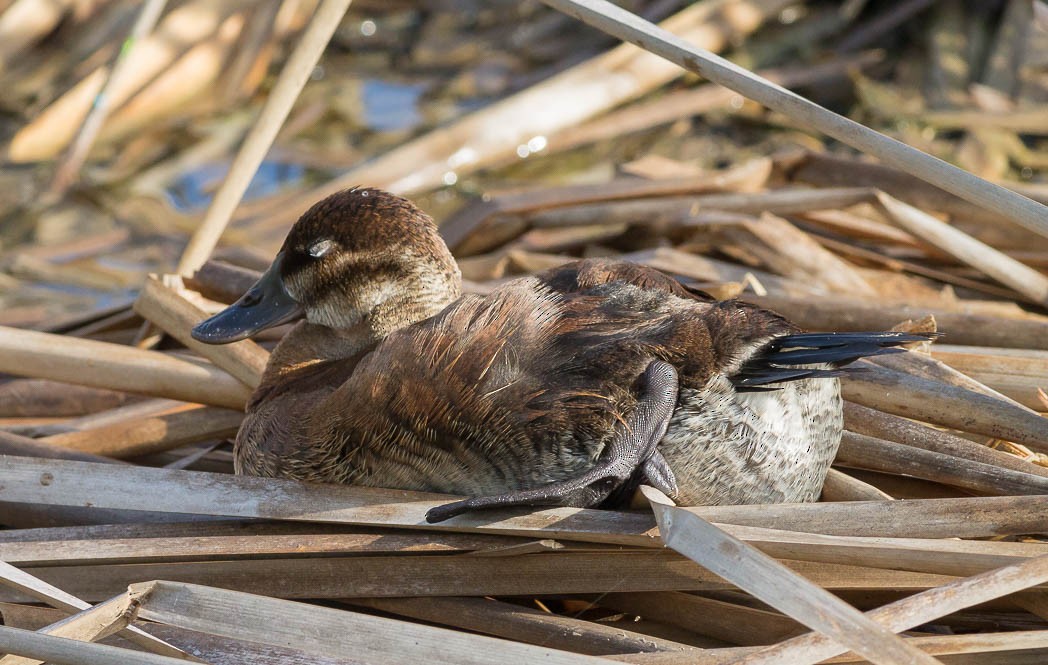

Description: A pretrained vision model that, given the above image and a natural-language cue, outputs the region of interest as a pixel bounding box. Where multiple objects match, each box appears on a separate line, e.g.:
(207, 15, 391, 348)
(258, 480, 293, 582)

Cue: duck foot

(425, 360, 679, 524)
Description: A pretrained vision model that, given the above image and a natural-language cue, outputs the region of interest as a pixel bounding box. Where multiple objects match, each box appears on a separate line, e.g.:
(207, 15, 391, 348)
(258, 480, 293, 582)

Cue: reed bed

(0, 0, 1047, 663)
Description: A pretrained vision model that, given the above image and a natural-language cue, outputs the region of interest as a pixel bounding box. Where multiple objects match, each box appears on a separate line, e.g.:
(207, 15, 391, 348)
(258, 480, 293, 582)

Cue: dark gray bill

(191, 252, 303, 344)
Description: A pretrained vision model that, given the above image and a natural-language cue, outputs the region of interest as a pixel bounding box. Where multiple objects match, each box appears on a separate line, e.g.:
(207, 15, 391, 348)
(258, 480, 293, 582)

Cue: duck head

(192, 187, 461, 344)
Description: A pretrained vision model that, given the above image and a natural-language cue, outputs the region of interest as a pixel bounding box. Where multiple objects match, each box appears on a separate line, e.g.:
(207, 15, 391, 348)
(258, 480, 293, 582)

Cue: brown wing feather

(538, 259, 799, 378)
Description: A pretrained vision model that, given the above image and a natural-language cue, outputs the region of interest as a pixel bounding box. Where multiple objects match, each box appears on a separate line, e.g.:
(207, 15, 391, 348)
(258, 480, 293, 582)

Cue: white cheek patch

(309, 295, 362, 328)
(308, 239, 336, 258)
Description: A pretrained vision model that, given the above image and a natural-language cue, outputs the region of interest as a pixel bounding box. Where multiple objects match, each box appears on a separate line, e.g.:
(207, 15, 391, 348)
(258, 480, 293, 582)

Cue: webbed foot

(640, 449, 678, 499)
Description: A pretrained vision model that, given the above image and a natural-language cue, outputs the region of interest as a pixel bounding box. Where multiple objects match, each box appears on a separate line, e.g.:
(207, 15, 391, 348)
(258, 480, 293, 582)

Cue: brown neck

(243, 322, 370, 410)
(256, 322, 371, 392)
(259, 278, 460, 389)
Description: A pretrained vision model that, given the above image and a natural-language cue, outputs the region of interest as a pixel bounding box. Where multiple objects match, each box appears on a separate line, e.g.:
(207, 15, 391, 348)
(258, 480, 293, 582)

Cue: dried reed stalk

(260, 0, 792, 228)
(4, 456, 1048, 544)
(442, 168, 776, 250)
(642, 487, 940, 665)
(875, 192, 1048, 304)
(841, 361, 1048, 451)
(544, 0, 1048, 237)
(0, 626, 190, 665)
(0, 562, 186, 659)
(184, 260, 263, 304)
(744, 294, 1048, 350)
(131, 580, 624, 665)
(688, 496, 1048, 538)
(48, 0, 169, 196)
(929, 345, 1048, 412)
(821, 468, 893, 502)
(8, 0, 249, 162)
(0, 595, 142, 665)
(134, 276, 268, 387)
(0, 327, 251, 409)
(835, 431, 1048, 496)
(0, 432, 122, 465)
(38, 405, 241, 458)
(0, 531, 547, 566)
(599, 592, 803, 646)
(355, 596, 695, 655)
(175, 0, 355, 275)
(730, 554, 1048, 665)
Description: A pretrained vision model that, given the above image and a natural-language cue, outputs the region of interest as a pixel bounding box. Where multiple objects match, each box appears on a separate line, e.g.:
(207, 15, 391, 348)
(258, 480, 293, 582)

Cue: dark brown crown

(281, 187, 439, 275)
(276, 187, 460, 332)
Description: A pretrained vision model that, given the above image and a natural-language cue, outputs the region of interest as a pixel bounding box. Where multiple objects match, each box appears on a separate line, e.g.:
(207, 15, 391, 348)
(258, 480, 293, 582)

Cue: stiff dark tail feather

(733, 331, 939, 390)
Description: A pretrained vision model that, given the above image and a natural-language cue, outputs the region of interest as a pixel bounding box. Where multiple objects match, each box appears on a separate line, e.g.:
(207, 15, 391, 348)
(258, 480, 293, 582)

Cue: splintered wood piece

(134, 276, 268, 388)
(641, 487, 941, 665)
(0, 562, 188, 659)
(0, 594, 144, 665)
(0, 326, 251, 409)
(38, 405, 242, 458)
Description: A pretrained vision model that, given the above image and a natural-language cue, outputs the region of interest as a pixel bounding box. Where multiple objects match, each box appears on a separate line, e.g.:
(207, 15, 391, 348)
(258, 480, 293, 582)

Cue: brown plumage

(193, 187, 930, 518)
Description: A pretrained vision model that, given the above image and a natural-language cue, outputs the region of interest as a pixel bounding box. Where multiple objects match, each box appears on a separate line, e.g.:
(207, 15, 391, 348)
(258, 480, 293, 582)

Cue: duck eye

(307, 239, 335, 258)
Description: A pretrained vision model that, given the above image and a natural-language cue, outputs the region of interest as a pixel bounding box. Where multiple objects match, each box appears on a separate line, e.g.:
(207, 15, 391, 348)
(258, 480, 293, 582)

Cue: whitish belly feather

(658, 375, 843, 505)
